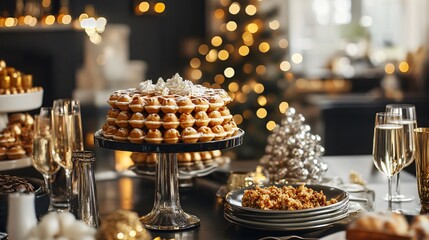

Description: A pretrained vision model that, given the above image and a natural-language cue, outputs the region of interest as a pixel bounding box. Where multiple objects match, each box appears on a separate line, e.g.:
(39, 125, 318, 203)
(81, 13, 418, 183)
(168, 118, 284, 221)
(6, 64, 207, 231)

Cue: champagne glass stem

(65, 169, 72, 210)
(42, 174, 52, 192)
(387, 176, 393, 212)
(395, 172, 401, 196)
(43, 174, 55, 210)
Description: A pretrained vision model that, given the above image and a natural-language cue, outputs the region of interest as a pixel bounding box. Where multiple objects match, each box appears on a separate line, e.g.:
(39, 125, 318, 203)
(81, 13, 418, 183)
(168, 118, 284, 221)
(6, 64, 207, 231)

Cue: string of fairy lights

(0, 1, 107, 44)
(186, 0, 302, 132)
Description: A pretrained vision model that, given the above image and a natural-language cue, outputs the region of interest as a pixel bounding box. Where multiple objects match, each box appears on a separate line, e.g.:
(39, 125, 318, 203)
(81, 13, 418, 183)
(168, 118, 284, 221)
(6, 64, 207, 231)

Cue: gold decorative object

(96, 210, 151, 240)
(415, 128, 429, 204)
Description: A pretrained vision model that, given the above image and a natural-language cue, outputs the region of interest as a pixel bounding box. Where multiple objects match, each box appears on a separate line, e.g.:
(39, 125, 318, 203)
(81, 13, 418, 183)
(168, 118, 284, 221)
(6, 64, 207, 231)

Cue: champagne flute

(32, 108, 60, 210)
(372, 112, 405, 211)
(385, 104, 417, 202)
(51, 99, 84, 210)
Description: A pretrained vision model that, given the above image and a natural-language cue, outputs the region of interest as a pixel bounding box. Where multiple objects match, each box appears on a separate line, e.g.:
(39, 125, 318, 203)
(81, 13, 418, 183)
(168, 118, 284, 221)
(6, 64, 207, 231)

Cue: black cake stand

(94, 129, 244, 230)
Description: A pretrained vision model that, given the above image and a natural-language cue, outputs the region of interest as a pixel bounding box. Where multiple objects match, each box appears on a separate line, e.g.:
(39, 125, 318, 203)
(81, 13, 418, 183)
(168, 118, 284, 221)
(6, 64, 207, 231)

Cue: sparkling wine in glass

(372, 112, 405, 211)
(32, 109, 60, 210)
(51, 99, 84, 209)
(385, 104, 417, 202)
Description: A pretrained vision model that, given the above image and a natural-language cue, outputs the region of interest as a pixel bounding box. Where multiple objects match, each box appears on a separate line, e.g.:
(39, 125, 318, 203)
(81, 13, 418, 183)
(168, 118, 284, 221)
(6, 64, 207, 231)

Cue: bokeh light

(218, 50, 229, 60)
(385, 63, 395, 74)
(398, 61, 409, 73)
(245, 5, 257, 15)
(224, 67, 235, 78)
(256, 108, 267, 119)
(291, 53, 303, 64)
(154, 2, 166, 13)
(229, 2, 241, 15)
(211, 36, 223, 47)
(279, 101, 289, 113)
(269, 20, 280, 30)
(238, 46, 250, 56)
(190, 58, 201, 68)
(226, 21, 237, 31)
(280, 61, 291, 71)
(266, 121, 276, 131)
(259, 42, 270, 53)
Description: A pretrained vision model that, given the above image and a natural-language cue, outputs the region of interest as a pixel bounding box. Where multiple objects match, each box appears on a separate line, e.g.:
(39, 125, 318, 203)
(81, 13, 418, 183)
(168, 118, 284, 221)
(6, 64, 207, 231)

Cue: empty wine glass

(51, 99, 84, 210)
(385, 104, 417, 202)
(372, 112, 405, 211)
(32, 108, 60, 210)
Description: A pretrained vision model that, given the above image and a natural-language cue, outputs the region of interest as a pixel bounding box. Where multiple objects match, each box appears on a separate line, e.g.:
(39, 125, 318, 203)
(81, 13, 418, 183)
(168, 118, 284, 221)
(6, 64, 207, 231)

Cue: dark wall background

(0, 0, 206, 106)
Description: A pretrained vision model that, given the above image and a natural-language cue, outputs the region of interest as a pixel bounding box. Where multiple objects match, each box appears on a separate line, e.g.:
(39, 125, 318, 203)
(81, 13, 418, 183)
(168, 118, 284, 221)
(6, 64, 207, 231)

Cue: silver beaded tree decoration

(259, 107, 328, 183)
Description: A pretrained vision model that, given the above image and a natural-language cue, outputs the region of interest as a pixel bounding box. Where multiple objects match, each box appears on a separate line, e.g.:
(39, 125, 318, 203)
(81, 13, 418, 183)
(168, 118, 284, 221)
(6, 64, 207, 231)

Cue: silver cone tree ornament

(259, 107, 328, 183)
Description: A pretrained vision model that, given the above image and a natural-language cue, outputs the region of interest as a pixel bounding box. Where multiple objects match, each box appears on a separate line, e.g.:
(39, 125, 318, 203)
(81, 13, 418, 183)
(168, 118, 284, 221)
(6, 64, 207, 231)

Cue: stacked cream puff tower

(102, 74, 238, 144)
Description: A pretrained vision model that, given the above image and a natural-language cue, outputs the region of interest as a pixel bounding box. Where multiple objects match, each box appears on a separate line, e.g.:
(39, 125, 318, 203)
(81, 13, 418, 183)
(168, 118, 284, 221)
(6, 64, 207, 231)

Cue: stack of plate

(224, 184, 350, 231)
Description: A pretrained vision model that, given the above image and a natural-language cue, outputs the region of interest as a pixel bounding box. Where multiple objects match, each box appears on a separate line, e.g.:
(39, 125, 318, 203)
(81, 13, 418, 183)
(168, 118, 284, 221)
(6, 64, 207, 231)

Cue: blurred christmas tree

(185, 0, 293, 158)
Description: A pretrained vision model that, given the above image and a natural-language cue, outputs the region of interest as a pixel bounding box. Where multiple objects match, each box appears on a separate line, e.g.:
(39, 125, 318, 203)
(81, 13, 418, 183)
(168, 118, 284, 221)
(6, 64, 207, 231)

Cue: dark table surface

(1, 155, 420, 240)
(94, 155, 420, 240)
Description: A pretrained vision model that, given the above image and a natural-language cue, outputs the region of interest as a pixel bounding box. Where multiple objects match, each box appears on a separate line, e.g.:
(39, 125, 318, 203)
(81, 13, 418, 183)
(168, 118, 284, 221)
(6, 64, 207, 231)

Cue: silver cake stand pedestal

(94, 129, 244, 230)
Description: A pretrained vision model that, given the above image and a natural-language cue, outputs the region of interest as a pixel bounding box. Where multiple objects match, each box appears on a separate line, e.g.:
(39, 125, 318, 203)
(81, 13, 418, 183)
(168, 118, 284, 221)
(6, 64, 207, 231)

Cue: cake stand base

(140, 153, 200, 230)
(141, 208, 199, 230)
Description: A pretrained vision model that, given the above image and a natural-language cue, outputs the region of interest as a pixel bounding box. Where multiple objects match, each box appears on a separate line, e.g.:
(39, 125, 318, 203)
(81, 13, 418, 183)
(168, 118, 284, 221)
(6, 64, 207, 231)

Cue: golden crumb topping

(241, 185, 338, 210)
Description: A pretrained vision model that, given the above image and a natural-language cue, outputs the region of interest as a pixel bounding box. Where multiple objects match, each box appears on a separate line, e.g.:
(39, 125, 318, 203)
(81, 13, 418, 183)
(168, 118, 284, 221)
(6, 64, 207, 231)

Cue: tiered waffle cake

(102, 74, 239, 144)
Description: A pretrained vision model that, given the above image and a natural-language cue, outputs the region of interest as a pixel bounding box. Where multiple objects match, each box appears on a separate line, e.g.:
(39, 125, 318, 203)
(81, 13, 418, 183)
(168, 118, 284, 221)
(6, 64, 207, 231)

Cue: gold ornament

(96, 210, 151, 240)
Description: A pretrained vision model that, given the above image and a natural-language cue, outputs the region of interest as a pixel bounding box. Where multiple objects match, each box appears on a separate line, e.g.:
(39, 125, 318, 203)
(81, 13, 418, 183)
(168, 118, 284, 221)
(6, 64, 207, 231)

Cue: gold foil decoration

(96, 210, 151, 240)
